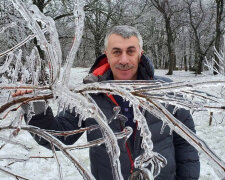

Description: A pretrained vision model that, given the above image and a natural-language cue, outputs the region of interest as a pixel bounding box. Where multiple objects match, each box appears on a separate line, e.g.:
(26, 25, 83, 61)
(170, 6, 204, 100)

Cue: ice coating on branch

(53, 87, 96, 122)
(0, 154, 29, 163)
(0, 53, 14, 74)
(12, 50, 22, 84)
(108, 106, 121, 124)
(27, 47, 41, 86)
(12, 0, 62, 85)
(92, 83, 166, 178)
(83, 93, 124, 180)
(60, 0, 85, 88)
(204, 46, 225, 76)
(72, 82, 168, 179)
(133, 105, 167, 178)
(0, 22, 17, 34)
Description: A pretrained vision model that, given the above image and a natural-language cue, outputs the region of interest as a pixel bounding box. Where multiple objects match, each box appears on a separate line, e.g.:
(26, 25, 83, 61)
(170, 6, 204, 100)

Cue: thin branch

(0, 28, 47, 58)
(0, 166, 29, 180)
(0, 125, 95, 180)
(0, 93, 53, 119)
(65, 127, 132, 150)
(47, 125, 99, 136)
(0, 135, 32, 150)
(51, 143, 64, 180)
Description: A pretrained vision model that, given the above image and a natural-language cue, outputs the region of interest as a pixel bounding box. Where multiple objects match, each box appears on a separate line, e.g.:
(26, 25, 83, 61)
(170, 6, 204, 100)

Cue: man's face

(105, 34, 143, 80)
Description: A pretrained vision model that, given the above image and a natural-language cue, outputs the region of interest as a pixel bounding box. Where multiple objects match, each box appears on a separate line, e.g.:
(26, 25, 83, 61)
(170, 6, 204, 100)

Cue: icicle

(64, 136, 68, 141)
(56, 99, 62, 116)
(43, 100, 49, 116)
(169, 128, 173, 135)
(25, 102, 36, 124)
(160, 122, 168, 135)
(78, 114, 83, 127)
(172, 106, 179, 114)
(38, 136, 42, 142)
(31, 133, 36, 140)
(0, 52, 14, 74)
(128, 101, 132, 107)
(12, 50, 22, 84)
(164, 101, 169, 108)
(68, 104, 73, 113)
(220, 86, 225, 99)
(62, 101, 67, 117)
(108, 106, 121, 124)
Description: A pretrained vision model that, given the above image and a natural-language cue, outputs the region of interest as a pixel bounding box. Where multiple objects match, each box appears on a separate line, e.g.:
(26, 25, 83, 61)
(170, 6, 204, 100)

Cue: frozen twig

(51, 143, 64, 180)
(0, 165, 29, 180)
(0, 29, 47, 58)
(0, 93, 53, 119)
(65, 126, 132, 150)
(0, 135, 32, 150)
(0, 124, 95, 180)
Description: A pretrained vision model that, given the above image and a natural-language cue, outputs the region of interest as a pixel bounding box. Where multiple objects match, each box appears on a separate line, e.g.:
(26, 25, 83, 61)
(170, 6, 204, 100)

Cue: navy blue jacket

(28, 54, 200, 180)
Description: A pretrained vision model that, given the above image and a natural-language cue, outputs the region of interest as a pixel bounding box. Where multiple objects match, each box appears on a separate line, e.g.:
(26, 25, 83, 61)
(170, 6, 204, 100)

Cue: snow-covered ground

(0, 68, 224, 180)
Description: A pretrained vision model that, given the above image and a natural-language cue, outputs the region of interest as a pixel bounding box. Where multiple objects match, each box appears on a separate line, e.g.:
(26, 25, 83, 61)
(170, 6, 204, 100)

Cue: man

(14, 25, 200, 180)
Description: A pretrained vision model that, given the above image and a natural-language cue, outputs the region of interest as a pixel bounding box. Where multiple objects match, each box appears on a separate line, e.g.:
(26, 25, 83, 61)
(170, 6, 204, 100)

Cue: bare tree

(150, 0, 183, 75)
(184, 0, 216, 74)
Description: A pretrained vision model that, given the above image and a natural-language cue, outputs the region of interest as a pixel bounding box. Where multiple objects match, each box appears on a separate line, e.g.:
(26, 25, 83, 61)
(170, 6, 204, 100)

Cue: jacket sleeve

(173, 109, 200, 180)
(25, 105, 85, 149)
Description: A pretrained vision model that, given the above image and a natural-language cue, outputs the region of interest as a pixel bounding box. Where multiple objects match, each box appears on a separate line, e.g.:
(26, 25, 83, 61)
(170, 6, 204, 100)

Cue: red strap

(106, 94, 135, 174)
(107, 94, 119, 106)
(126, 142, 135, 174)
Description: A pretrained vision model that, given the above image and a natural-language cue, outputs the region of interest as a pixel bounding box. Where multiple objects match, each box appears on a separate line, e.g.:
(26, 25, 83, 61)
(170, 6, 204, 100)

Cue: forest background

(1, 0, 224, 75)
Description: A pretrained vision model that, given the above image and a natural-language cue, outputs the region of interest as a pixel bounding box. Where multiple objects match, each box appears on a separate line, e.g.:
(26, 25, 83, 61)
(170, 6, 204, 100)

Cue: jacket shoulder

(154, 75, 173, 82)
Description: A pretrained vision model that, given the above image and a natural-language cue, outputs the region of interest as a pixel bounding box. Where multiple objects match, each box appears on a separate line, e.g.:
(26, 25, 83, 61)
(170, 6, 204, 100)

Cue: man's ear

(139, 50, 144, 62)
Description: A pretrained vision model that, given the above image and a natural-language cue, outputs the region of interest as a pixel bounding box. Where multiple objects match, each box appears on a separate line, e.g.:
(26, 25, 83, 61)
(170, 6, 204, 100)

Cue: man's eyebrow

(112, 47, 121, 51)
(127, 46, 136, 49)
(112, 46, 136, 50)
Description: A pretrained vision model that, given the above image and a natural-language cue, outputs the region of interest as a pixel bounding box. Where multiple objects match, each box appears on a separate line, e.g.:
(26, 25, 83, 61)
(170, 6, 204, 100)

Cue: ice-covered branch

(0, 93, 53, 119)
(0, 135, 32, 150)
(144, 98, 225, 178)
(65, 126, 132, 150)
(0, 124, 95, 180)
(12, 0, 62, 85)
(60, 0, 85, 88)
(70, 81, 225, 178)
(204, 46, 225, 76)
(0, 29, 47, 58)
(0, 22, 17, 34)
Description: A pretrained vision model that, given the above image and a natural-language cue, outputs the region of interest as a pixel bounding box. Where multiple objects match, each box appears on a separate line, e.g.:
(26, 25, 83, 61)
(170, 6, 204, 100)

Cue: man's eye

(127, 50, 135, 55)
(113, 51, 121, 55)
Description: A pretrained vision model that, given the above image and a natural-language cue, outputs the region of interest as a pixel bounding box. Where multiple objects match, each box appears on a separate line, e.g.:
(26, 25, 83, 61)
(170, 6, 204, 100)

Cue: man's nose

(119, 52, 129, 64)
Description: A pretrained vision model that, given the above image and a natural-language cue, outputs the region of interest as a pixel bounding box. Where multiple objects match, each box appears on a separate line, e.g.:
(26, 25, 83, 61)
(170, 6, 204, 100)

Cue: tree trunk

(184, 55, 188, 71)
(165, 18, 175, 75)
(214, 0, 224, 75)
(197, 55, 204, 74)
